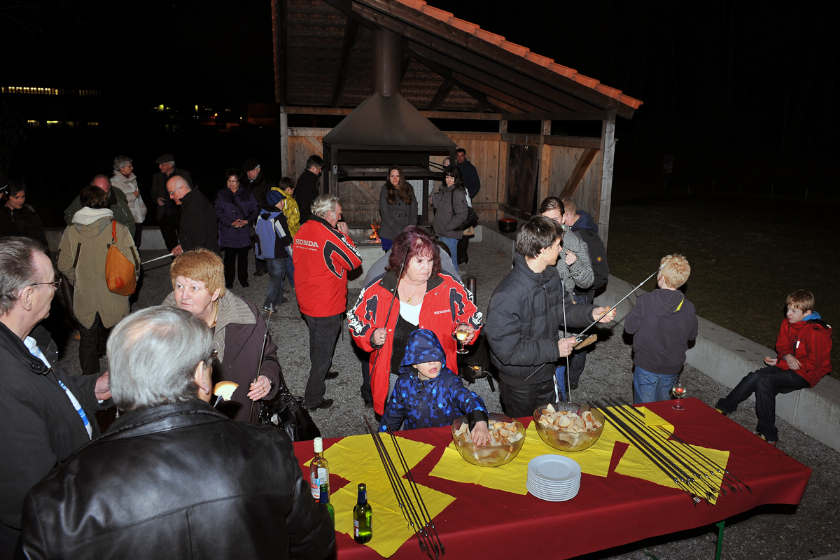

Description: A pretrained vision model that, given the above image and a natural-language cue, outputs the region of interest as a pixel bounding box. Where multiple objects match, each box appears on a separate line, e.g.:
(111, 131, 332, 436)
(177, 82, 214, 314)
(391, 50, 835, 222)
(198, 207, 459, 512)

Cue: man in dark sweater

(149, 154, 194, 252)
(485, 216, 614, 418)
(243, 157, 277, 276)
(624, 254, 698, 404)
(561, 198, 610, 389)
(295, 155, 323, 224)
(166, 176, 219, 255)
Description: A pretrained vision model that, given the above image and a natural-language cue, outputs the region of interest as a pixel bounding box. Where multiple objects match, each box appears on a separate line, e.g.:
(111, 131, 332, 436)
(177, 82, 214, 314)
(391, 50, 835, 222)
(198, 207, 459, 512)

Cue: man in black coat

(167, 175, 219, 255)
(295, 155, 323, 224)
(17, 306, 335, 560)
(455, 148, 480, 264)
(485, 217, 614, 417)
(0, 238, 111, 559)
(243, 157, 277, 276)
(149, 154, 194, 252)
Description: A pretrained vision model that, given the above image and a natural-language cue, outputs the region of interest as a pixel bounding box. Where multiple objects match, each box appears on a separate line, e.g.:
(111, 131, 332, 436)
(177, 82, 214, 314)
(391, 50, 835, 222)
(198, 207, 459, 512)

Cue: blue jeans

(284, 255, 295, 288)
(633, 366, 679, 404)
(263, 257, 288, 307)
(439, 237, 459, 270)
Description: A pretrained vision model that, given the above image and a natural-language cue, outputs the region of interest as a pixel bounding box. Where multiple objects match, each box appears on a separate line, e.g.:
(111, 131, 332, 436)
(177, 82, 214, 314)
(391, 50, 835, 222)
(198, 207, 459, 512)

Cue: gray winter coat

(555, 229, 594, 293)
(378, 185, 417, 240)
(431, 185, 468, 239)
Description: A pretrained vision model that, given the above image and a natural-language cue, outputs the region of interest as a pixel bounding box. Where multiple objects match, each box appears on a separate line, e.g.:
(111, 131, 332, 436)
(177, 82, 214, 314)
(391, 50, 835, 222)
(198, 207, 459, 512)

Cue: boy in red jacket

(716, 290, 832, 445)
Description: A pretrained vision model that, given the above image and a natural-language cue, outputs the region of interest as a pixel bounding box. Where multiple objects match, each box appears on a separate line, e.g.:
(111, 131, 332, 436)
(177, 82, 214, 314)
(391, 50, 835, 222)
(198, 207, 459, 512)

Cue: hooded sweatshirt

(570, 210, 609, 290)
(380, 329, 488, 432)
(624, 288, 698, 375)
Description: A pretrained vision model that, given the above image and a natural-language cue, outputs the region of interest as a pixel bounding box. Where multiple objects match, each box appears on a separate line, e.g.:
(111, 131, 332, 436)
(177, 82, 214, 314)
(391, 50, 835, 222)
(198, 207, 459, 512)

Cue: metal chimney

(371, 29, 400, 97)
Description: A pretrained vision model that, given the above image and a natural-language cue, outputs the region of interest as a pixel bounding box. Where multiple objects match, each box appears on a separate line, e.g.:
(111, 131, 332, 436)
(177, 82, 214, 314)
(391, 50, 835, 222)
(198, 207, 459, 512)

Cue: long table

(293, 398, 812, 559)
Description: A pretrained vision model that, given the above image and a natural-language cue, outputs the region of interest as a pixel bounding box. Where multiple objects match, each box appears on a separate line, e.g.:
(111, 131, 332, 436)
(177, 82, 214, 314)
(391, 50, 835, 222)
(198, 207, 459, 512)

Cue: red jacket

(775, 316, 832, 387)
(293, 217, 362, 317)
(349, 271, 483, 414)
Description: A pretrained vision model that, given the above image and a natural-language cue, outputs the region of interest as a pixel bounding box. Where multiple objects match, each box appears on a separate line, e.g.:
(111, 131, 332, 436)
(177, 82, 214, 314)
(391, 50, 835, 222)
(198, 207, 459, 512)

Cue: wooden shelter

(271, 0, 642, 245)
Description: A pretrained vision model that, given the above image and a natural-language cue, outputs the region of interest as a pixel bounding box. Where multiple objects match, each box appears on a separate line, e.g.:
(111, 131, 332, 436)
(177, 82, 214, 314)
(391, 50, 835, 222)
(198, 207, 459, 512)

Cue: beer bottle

(353, 483, 373, 543)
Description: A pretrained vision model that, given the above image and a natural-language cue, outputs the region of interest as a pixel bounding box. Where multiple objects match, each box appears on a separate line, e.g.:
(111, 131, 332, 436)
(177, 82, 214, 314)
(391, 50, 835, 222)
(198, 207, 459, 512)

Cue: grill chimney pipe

(371, 29, 400, 97)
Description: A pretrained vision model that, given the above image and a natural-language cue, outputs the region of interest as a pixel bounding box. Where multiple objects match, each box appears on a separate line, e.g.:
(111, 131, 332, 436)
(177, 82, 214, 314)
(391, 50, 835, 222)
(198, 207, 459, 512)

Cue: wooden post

(279, 106, 289, 177)
(597, 112, 616, 248)
(499, 119, 508, 133)
(422, 178, 429, 224)
(537, 119, 552, 207)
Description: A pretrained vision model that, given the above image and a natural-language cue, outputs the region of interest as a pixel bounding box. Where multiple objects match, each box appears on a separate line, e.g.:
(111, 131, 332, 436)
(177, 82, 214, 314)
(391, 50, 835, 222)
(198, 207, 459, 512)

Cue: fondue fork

(364, 416, 437, 559)
(616, 399, 751, 493)
(387, 428, 445, 556)
(592, 402, 709, 505)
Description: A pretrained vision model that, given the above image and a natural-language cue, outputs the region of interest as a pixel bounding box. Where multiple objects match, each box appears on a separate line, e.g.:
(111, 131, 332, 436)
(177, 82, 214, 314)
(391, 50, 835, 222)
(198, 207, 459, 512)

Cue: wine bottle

(353, 483, 373, 543)
(310, 437, 329, 500)
(319, 483, 335, 527)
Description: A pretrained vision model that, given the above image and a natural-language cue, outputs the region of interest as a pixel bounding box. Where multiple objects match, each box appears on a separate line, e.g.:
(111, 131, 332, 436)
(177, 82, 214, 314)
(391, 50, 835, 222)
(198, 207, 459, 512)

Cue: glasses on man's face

(227, 179, 239, 184)
(168, 185, 185, 197)
(30, 277, 62, 289)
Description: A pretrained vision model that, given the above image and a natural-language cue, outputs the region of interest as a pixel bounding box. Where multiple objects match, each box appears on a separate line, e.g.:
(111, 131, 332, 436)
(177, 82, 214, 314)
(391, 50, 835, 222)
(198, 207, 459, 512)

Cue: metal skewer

(574, 264, 665, 342)
(140, 252, 175, 266)
(248, 308, 273, 423)
(364, 417, 436, 559)
(387, 428, 445, 556)
(616, 398, 751, 493)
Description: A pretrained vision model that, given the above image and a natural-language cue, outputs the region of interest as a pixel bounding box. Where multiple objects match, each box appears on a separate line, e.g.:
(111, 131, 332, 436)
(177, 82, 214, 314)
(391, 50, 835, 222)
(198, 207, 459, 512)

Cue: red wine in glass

(671, 379, 686, 410)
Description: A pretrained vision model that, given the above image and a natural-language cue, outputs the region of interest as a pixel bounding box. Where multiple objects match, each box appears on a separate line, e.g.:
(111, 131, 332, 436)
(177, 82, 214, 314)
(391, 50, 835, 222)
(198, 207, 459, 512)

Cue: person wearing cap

(243, 158, 277, 277)
(149, 154, 194, 252)
(166, 176, 219, 256)
(255, 189, 293, 312)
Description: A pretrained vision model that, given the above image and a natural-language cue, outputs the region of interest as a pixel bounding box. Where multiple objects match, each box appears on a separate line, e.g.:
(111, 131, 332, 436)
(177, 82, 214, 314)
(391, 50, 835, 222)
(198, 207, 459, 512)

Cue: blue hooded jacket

(380, 329, 489, 432)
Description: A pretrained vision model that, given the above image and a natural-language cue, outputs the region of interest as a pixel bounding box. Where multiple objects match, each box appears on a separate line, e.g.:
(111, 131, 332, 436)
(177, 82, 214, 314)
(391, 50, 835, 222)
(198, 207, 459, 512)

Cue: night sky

(2, 0, 838, 189)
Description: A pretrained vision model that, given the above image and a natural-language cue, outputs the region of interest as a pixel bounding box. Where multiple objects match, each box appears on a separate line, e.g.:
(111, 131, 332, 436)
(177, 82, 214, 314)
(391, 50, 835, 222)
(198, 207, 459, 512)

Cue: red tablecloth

(294, 398, 812, 559)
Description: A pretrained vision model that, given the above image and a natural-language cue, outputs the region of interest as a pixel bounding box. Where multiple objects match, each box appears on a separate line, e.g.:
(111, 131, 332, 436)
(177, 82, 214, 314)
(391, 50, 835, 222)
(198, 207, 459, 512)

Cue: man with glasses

(17, 307, 335, 559)
(150, 154, 194, 252)
(166, 175, 219, 256)
(0, 237, 112, 559)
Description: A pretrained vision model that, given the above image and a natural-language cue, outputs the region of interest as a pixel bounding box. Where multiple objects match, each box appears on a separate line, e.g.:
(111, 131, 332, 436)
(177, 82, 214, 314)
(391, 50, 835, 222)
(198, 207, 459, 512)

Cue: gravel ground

(51, 241, 839, 560)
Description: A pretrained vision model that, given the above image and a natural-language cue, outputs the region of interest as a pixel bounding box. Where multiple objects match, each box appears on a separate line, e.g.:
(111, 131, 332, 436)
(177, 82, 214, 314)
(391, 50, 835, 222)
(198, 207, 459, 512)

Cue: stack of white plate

(527, 455, 582, 502)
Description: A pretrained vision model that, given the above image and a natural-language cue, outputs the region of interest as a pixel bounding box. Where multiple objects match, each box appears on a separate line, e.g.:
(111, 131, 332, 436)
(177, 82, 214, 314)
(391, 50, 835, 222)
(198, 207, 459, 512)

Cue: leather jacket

(18, 401, 334, 560)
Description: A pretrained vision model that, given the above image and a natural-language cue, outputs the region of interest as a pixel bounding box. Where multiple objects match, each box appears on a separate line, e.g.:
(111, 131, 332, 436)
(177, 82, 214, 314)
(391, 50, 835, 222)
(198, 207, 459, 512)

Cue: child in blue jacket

(255, 190, 293, 312)
(380, 329, 490, 445)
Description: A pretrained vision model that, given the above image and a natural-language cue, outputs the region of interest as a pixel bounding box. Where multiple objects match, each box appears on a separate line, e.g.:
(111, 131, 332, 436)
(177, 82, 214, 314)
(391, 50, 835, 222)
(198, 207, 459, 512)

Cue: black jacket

(0, 205, 49, 254)
(18, 400, 335, 560)
(179, 188, 220, 252)
(149, 167, 194, 221)
(294, 170, 320, 224)
(625, 289, 698, 375)
(571, 210, 609, 291)
(457, 159, 481, 199)
(0, 323, 108, 559)
(485, 253, 595, 386)
(250, 172, 279, 212)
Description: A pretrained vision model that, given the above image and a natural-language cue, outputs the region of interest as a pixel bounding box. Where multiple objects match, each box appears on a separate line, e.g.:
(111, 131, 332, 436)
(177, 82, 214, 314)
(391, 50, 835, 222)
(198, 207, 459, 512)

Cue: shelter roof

(273, 0, 642, 119)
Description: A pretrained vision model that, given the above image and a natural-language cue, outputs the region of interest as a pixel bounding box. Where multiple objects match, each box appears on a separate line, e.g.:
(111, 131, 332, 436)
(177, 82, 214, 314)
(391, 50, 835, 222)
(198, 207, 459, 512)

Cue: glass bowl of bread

(533, 403, 605, 452)
(451, 413, 526, 467)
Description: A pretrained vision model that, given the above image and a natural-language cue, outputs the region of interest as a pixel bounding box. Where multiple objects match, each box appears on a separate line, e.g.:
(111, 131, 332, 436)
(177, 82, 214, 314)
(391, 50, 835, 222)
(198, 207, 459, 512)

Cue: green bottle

(353, 483, 373, 543)
(319, 483, 334, 527)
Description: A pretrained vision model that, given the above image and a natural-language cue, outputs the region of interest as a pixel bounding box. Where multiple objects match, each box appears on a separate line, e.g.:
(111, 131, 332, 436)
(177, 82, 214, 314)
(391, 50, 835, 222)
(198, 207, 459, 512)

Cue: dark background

(2, 0, 838, 225)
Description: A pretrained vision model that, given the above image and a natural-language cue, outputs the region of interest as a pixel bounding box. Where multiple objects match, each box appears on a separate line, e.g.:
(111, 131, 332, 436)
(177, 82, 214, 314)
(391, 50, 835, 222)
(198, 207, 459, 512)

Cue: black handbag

(451, 190, 479, 231)
(259, 366, 321, 441)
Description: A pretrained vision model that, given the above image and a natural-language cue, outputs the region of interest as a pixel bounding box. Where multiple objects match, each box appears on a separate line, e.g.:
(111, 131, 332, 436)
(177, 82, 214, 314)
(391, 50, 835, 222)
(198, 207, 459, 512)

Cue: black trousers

(457, 236, 470, 264)
(223, 246, 250, 285)
(79, 312, 108, 376)
(499, 376, 555, 418)
(715, 365, 809, 441)
(303, 313, 342, 407)
(159, 212, 181, 252)
(133, 222, 143, 249)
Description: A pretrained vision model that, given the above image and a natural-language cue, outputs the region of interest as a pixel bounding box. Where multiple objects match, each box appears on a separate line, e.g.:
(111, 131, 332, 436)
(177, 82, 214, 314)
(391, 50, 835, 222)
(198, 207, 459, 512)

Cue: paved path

(54, 241, 839, 559)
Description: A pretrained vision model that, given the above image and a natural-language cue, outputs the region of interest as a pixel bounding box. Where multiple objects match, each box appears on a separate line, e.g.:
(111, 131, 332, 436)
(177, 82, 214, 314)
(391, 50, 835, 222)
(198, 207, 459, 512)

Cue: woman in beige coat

(58, 186, 138, 375)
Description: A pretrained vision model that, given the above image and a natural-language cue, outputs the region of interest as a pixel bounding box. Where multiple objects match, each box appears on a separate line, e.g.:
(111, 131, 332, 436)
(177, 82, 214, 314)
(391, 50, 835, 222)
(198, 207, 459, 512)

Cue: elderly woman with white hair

(162, 248, 281, 422)
(110, 155, 147, 247)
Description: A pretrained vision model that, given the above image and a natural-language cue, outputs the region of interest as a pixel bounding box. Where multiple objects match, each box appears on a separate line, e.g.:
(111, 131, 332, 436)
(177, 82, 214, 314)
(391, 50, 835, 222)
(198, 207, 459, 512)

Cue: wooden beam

(427, 79, 453, 111)
(502, 111, 610, 122)
(543, 135, 601, 150)
(271, 0, 288, 105)
(498, 120, 508, 133)
(500, 133, 541, 145)
(279, 107, 289, 177)
(410, 54, 512, 113)
(537, 120, 551, 204)
(498, 202, 532, 221)
(341, 0, 638, 119)
(330, 18, 359, 107)
(597, 112, 617, 248)
(284, 106, 504, 120)
(559, 148, 597, 200)
(400, 52, 413, 81)
(452, 72, 545, 114)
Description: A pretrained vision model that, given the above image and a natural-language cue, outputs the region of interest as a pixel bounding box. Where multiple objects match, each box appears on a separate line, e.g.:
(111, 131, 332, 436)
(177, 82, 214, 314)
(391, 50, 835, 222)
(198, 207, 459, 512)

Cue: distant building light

(195, 104, 199, 112)
(46, 120, 59, 124)
(27, 120, 39, 127)
(159, 104, 165, 111)
(87, 122, 99, 126)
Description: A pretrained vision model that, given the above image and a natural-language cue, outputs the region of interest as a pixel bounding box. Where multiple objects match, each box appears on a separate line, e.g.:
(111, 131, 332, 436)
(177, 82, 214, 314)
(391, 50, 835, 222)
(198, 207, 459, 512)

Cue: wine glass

(455, 324, 470, 355)
(671, 378, 687, 410)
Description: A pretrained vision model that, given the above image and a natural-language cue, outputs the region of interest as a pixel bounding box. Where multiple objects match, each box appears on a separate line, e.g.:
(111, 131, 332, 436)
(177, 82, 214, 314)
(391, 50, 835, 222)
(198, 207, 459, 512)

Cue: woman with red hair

(349, 226, 482, 414)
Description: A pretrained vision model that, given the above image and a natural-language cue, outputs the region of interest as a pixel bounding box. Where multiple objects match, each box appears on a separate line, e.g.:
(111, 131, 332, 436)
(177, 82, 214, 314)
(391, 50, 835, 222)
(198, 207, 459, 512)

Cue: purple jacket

(215, 187, 259, 248)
